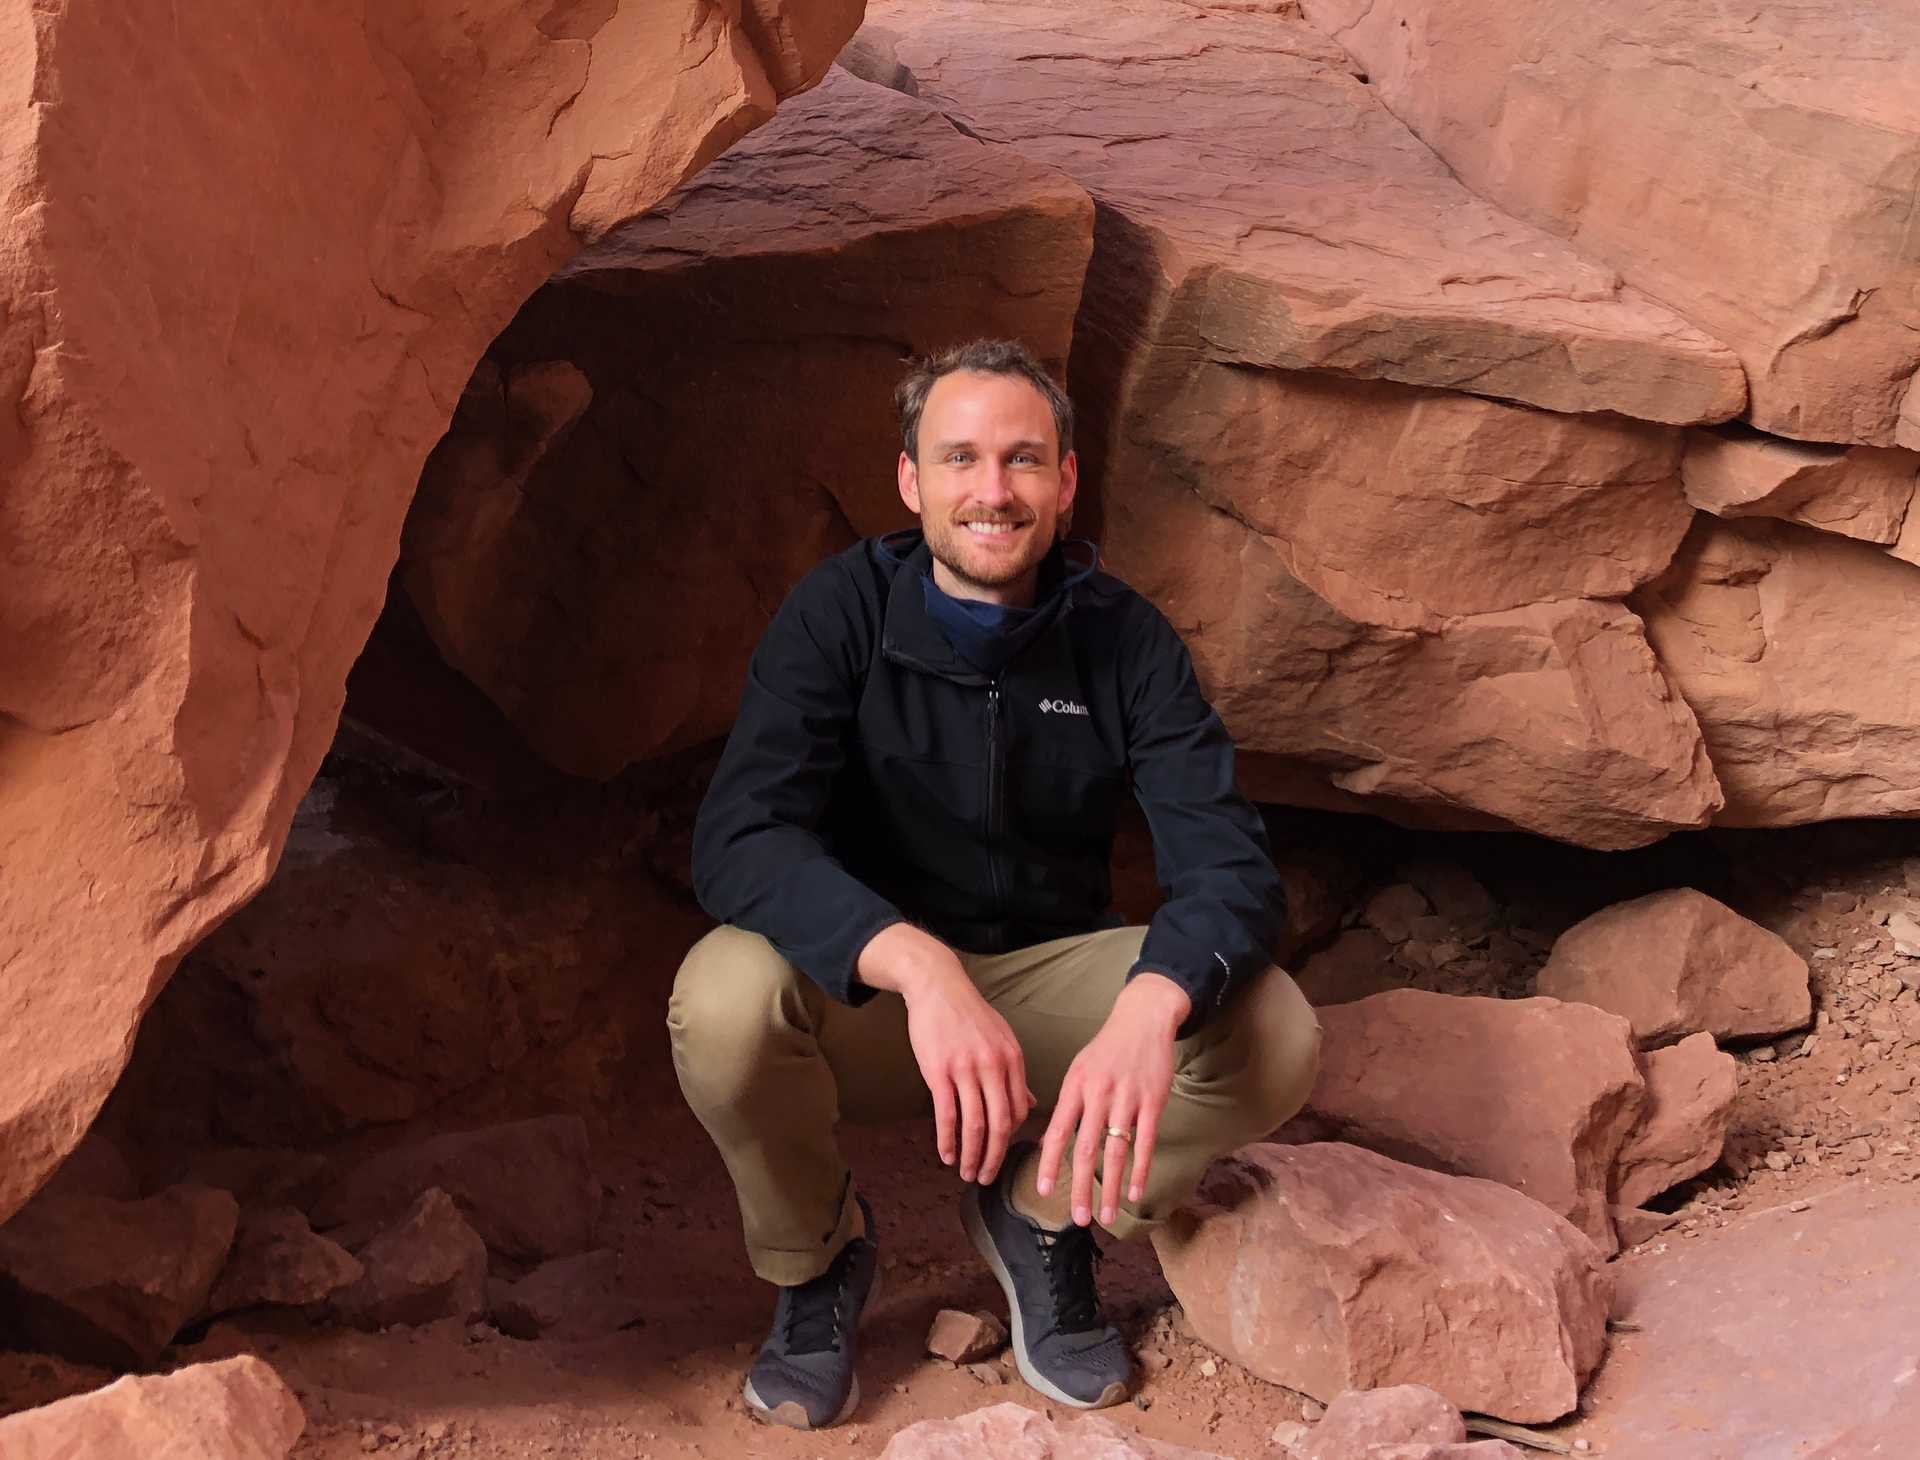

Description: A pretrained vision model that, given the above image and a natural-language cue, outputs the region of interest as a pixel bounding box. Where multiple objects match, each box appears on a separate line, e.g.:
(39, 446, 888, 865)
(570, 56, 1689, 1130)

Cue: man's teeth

(964, 522, 1023, 535)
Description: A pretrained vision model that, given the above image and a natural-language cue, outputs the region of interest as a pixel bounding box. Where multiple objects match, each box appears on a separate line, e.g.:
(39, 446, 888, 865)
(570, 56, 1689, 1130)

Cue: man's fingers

(1128, 1099, 1164, 1203)
(930, 1075, 959, 1166)
(1009, 1049, 1035, 1128)
(956, 1070, 987, 1182)
(979, 1069, 1013, 1186)
(1098, 1098, 1136, 1226)
(1070, 1088, 1106, 1225)
(1038, 1083, 1083, 1197)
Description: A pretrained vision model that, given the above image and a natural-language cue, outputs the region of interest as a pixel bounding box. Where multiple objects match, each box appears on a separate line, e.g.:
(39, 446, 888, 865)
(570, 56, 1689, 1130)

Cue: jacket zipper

(986, 679, 1006, 923)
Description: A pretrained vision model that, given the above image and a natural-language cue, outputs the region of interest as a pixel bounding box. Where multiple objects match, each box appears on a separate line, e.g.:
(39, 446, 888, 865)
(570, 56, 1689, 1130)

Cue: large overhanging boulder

(0, 0, 863, 1226)
(863, 0, 1729, 846)
(397, 64, 1093, 776)
(1297, 0, 1920, 449)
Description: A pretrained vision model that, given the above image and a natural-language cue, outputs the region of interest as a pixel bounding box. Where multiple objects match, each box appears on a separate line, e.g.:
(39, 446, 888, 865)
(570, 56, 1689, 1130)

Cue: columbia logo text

(1038, 698, 1090, 716)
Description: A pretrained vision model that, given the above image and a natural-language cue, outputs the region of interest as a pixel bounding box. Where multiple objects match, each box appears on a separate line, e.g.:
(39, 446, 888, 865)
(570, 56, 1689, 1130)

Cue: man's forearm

(1114, 969, 1192, 1036)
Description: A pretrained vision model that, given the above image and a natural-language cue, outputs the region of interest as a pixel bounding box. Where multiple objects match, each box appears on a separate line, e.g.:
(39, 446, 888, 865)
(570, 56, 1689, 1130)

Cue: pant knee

(667, 926, 809, 1109)
(1245, 969, 1322, 1132)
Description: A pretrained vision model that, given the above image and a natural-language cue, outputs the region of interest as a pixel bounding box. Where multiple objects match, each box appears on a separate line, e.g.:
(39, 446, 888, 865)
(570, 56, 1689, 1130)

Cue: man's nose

(976, 464, 1015, 504)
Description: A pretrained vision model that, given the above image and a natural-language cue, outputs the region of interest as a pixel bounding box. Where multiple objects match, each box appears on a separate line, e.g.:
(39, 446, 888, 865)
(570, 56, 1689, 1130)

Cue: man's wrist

(1118, 969, 1192, 1034)
(856, 920, 964, 1000)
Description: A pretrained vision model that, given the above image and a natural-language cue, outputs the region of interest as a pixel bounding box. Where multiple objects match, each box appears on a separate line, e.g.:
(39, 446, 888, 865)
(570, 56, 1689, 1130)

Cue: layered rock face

(864, 0, 1733, 848)
(0, 1, 861, 1224)
(1298, 0, 1920, 449)
(400, 65, 1092, 777)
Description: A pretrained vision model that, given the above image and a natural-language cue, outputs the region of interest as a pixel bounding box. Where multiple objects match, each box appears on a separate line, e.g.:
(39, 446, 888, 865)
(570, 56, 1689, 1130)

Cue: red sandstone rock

(1294, 929, 1409, 1008)
(313, 1117, 601, 1264)
(1636, 518, 1920, 827)
(879, 1400, 1227, 1458)
(204, 1207, 362, 1318)
(865, 0, 1729, 850)
(926, 1308, 1009, 1364)
(1536, 888, 1812, 1045)
(33, 1132, 139, 1204)
(0, 1184, 238, 1366)
(1292, 1385, 1466, 1459)
(0, 0, 863, 1228)
(489, 1250, 643, 1341)
(1613, 1033, 1739, 1209)
(1610, 1204, 1679, 1248)
(1307, 989, 1644, 1252)
(1682, 428, 1919, 547)
(330, 1188, 487, 1331)
(401, 64, 1092, 777)
(1300, 0, 1920, 448)
(1370, 1447, 1528, 1460)
(1154, 1143, 1611, 1423)
(0, 1355, 304, 1460)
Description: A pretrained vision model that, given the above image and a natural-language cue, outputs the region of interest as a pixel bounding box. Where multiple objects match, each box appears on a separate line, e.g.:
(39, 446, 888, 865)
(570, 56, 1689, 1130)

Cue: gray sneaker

(963, 1155, 1134, 1409)
(743, 1197, 879, 1430)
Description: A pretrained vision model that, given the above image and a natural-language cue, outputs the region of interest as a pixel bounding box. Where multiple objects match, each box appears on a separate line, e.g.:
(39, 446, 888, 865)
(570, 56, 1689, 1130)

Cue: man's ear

(897, 450, 922, 516)
(1056, 449, 1080, 538)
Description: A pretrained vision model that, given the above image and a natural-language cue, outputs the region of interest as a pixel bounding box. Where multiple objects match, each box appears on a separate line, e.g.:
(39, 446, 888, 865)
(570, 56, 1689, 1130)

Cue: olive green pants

(668, 923, 1321, 1286)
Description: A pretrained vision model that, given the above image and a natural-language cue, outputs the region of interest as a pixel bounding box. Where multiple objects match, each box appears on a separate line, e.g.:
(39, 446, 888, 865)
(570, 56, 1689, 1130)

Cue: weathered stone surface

(1301, 0, 1920, 447)
(205, 1207, 362, 1317)
(1636, 517, 1920, 826)
(860, 0, 1730, 850)
(1610, 1204, 1679, 1249)
(1537, 888, 1812, 1046)
(868, 0, 1740, 422)
(1370, 1447, 1527, 1460)
(105, 775, 624, 1146)
(1155, 1143, 1611, 1424)
(880, 1401, 1227, 1458)
(402, 64, 1092, 777)
(0, 1355, 304, 1460)
(1308, 990, 1645, 1252)
(1682, 428, 1919, 547)
(488, 1249, 642, 1341)
(926, 1308, 1009, 1364)
(1294, 929, 1408, 1008)
(1614, 1034, 1737, 1209)
(33, 1133, 139, 1204)
(0, 1185, 238, 1366)
(1292, 1385, 1466, 1460)
(329, 1188, 487, 1331)
(312, 1116, 600, 1264)
(0, 0, 864, 1227)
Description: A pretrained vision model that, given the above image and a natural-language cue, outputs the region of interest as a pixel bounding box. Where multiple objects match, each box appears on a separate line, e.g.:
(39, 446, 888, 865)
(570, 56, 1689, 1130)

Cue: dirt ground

(9, 747, 1920, 1458)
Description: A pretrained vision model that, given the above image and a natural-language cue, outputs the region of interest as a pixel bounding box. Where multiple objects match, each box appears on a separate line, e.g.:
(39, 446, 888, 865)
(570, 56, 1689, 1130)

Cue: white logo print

(1038, 698, 1090, 716)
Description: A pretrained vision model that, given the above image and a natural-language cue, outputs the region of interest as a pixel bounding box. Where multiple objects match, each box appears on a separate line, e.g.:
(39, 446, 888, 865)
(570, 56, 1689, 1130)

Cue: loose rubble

(0, 1356, 304, 1459)
(328, 1189, 488, 1332)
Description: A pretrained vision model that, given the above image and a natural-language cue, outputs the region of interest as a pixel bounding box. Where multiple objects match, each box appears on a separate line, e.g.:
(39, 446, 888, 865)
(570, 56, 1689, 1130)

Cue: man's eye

(947, 452, 972, 464)
(1011, 454, 1037, 466)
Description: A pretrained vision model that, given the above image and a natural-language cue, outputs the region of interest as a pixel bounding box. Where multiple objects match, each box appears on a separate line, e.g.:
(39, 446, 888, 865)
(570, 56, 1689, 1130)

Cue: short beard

(922, 514, 1051, 595)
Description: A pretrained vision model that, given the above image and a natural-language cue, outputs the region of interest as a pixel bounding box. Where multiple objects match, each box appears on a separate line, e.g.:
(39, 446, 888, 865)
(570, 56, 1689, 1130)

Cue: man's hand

(1038, 972, 1190, 1227)
(857, 923, 1035, 1185)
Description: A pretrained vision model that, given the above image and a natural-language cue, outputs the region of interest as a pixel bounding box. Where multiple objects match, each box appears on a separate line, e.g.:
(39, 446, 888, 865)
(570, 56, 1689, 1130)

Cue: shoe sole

(740, 1270, 882, 1431)
(962, 1190, 1130, 1412)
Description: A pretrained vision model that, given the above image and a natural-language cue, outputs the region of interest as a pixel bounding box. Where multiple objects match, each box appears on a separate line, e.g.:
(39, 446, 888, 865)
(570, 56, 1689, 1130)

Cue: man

(670, 339, 1321, 1431)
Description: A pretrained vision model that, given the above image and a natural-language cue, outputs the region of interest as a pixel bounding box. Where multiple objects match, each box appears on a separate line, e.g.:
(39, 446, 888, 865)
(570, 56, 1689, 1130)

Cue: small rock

(1293, 1384, 1466, 1460)
(1613, 1032, 1738, 1209)
(1302, 1398, 1328, 1422)
(1270, 1419, 1311, 1450)
(1199, 1356, 1218, 1377)
(490, 1250, 642, 1341)
(926, 1309, 1008, 1364)
(1365, 884, 1433, 944)
(1765, 1151, 1793, 1172)
(206, 1207, 363, 1317)
(0, 1357, 304, 1456)
(1888, 910, 1920, 956)
(966, 1362, 1004, 1385)
(1750, 1045, 1777, 1062)
(330, 1188, 487, 1331)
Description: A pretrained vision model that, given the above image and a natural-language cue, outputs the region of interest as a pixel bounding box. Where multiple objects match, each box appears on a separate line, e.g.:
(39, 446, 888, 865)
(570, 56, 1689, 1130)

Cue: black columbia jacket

(690, 532, 1283, 1036)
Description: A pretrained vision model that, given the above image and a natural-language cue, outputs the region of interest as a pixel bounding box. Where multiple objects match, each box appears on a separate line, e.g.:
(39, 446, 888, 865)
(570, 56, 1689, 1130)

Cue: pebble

(1198, 1357, 1218, 1377)
(1301, 1398, 1327, 1422)
(1751, 1045, 1778, 1063)
(1813, 947, 1839, 960)
(1765, 1150, 1793, 1172)
(966, 1363, 1004, 1386)
(1790, 1200, 1812, 1212)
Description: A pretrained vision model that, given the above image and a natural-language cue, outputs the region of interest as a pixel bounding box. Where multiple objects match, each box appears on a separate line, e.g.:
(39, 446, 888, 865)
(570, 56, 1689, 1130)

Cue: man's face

(897, 370, 1079, 606)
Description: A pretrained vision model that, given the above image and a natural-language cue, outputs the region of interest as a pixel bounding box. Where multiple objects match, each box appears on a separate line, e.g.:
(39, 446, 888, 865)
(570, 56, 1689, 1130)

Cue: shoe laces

(783, 1235, 865, 1355)
(1036, 1221, 1105, 1333)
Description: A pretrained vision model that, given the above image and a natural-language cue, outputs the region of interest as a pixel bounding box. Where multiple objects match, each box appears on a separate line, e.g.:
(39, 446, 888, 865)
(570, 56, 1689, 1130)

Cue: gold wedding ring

(1104, 1126, 1133, 1143)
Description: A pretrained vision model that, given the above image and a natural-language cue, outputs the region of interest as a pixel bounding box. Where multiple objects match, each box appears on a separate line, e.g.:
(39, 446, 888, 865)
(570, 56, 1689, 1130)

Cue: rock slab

(1536, 888, 1811, 1047)
(0, 1355, 304, 1460)
(312, 1116, 600, 1263)
(489, 1249, 642, 1341)
(1307, 989, 1645, 1252)
(1155, 1143, 1610, 1423)
(0, 1184, 238, 1366)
